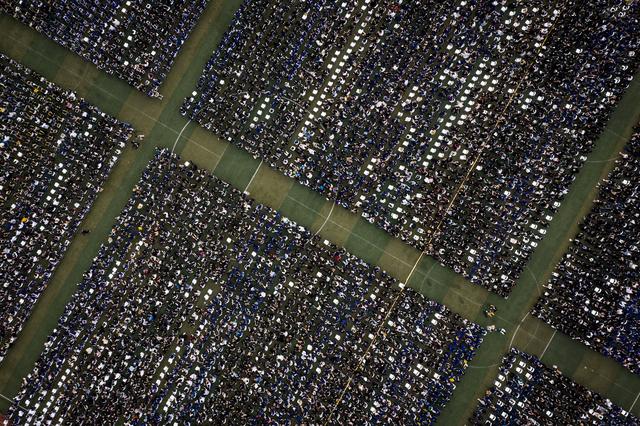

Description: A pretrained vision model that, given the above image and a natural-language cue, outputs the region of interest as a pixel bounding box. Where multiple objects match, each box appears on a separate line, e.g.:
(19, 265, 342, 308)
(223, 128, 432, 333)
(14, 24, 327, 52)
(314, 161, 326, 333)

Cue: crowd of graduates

(0, 53, 131, 364)
(3, 0, 209, 97)
(7, 150, 485, 424)
(471, 349, 637, 424)
(533, 125, 640, 376)
(2, 0, 640, 423)
(183, 0, 640, 296)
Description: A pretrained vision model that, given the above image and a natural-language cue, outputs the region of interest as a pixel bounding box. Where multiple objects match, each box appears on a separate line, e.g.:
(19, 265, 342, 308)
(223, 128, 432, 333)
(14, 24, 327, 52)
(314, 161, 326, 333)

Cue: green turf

(0, 15, 38, 61)
(213, 147, 262, 191)
(279, 183, 327, 229)
(21, 37, 65, 75)
(437, 331, 509, 422)
(378, 238, 421, 280)
(407, 257, 451, 304)
(344, 219, 391, 265)
(246, 165, 294, 208)
(1, 1, 640, 421)
(311, 203, 360, 248)
(55, 55, 96, 93)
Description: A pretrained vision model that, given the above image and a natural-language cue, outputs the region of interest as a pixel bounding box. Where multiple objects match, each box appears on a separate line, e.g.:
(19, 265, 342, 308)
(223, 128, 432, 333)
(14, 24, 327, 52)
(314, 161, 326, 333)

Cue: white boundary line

(405, 252, 425, 284)
(313, 202, 335, 236)
(628, 392, 640, 416)
(243, 160, 263, 193)
(172, 121, 191, 153)
(539, 329, 556, 360)
(0, 392, 28, 412)
(509, 312, 529, 349)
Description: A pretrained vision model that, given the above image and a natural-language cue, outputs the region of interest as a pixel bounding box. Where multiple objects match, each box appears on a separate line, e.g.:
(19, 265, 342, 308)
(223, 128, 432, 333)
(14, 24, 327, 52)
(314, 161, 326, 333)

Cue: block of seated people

(7, 149, 485, 424)
(471, 349, 637, 424)
(0, 53, 132, 362)
(3, 0, 209, 98)
(533, 125, 640, 375)
(182, 0, 640, 296)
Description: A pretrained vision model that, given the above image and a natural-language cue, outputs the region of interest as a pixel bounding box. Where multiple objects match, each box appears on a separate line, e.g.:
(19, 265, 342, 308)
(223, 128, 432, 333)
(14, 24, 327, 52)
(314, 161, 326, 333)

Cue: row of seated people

(0, 54, 131, 363)
(431, 0, 640, 296)
(533, 125, 640, 375)
(3, 0, 209, 98)
(7, 149, 486, 425)
(471, 349, 637, 424)
(182, 0, 640, 296)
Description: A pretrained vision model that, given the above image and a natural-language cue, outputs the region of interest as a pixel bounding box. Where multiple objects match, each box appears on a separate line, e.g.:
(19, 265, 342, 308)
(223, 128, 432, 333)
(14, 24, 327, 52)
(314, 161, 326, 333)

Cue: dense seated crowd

(533, 125, 640, 375)
(7, 149, 485, 424)
(471, 349, 637, 424)
(183, 0, 640, 296)
(3, 0, 209, 97)
(0, 54, 131, 363)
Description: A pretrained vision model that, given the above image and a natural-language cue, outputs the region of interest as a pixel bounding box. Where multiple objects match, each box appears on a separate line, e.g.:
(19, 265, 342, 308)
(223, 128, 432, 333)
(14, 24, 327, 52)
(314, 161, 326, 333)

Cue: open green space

(1, 2, 640, 422)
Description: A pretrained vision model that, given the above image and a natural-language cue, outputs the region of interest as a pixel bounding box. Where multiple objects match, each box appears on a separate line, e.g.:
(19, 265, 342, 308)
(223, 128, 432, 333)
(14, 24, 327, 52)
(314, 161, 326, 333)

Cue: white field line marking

(172, 121, 191, 153)
(244, 160, 263, 193)
(0, 391, 28, 412)
(628, 392, 640, 416)
(540, 329, 557, 360)
(405, 252, 425, 284)
(313, 202, 335, 236)
(509, 312, 529, 349)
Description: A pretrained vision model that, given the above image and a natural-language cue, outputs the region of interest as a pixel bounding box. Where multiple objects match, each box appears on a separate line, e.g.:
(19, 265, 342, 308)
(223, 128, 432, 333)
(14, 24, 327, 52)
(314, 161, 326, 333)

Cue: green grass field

(1, 1, 640, 423)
